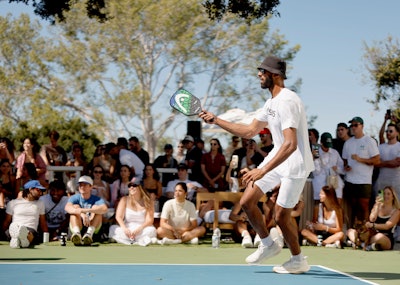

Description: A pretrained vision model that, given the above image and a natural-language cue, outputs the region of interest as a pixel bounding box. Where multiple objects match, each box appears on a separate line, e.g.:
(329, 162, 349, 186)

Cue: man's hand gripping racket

(170, 89, 215, 123)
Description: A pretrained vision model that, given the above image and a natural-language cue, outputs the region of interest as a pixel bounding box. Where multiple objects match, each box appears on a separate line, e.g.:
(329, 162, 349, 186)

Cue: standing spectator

(3, 180, 48, 248)
(39, 180, 69, 241)
(64, 175, 108, 246)
(108, 183, 156, 246)
(15, 138, 47, 183)
(374, 122, 400, 198)
(0, 159, 16, 209)
(241, 139, 264, 170)
(92, 143, 116, 183)
(109, 143, 144, 183)
(200, 138, 226, 192)
(175, 141, 186, 164)
(259, 128, 274, 157)
(129, 136, 150, 165)
(40, 131, 67, 180)
(224, 135, 241, 162)
(183, 135, 203, 183)
(311, 132, 345, 205)
(157, 182, 206, 245)
(332, 122, 351, 157)
(153, 144, 178, 187)
(342, 116, 380, 227)
(65, 144, 88, 195)
(0, 137, 15, 164)
(301, 186, 344, 248)
(308, 128, 320, 159)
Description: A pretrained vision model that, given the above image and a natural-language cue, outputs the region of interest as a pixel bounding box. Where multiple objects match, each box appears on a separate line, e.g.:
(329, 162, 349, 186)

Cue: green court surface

(0, 241, 399, 285)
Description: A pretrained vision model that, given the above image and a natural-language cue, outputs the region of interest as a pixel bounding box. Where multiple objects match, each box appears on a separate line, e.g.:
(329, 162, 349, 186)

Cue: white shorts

(254, 170, 308, 208)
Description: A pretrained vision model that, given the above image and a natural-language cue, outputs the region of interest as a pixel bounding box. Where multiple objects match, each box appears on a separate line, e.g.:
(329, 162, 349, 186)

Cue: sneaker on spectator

(273, 255, 310, 274)
(241, 235, 253, 248)
(9, 223, 21, 248)
(253, 234, 261, 247)
(71, 232, 82, 246)
(18, 226, 30, 248)
(245, 240, 281, 264)
(150, 237, 158, 244)
(82, 233, 93, 246)
(138, 236, 152, 247)
(190, 237, 199, 245)
(159, 237, 182, 245)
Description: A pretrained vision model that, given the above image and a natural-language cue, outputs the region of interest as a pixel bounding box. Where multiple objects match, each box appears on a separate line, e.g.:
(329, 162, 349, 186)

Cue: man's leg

(275, 205, 300, 255)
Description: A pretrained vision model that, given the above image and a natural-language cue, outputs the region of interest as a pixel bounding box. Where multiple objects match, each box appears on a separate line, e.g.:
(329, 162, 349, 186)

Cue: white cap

(78, 175, 93, 185)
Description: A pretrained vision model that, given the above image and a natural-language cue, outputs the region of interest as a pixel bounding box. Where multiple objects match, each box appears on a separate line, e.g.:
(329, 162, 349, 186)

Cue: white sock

(261, 235, 274, 247)
(241, 230, 250, 237)
(72, 227, 80, 234)
(86, 226, 95, 236)
(292, 253, 303, 261)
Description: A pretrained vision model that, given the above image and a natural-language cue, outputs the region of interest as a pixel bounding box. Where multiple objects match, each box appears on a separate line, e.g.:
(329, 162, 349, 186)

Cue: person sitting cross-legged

(64, 175, 108, 246)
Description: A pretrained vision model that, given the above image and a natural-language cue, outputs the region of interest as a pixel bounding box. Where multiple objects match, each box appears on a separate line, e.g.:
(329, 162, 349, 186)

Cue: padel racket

(170, 88, 202, 116)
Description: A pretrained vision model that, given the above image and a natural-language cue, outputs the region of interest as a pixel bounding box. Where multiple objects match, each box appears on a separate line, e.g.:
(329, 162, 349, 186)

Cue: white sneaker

(269, 227, 284, 248)
(9, 223, 30, 248)
(71, 232, 82, 246)
(82, 233, 93, 246)
(190, 237, 199, 245)
(253, 234, 261, 247)
(325, 240, 341, 249)
(159, 237, 182, 245)
(241, 235, 253, 248)
(150, 237, 158, 244)
(245, 241, 282, 264)
(18, 226, 30, 248)
(273, 255, 310, 274)
(138, 236, 151, 247)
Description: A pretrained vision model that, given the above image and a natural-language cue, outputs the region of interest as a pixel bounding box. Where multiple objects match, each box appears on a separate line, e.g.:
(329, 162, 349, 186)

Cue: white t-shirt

(255, 88, 314, 178)
(6, 199, 45, 230)
(119, 149, 145, 181)
(342, 135, 380, 184)
(160, 199, 197, 228)
(39, 194, 69, 228)
(375, 142, 400, 193)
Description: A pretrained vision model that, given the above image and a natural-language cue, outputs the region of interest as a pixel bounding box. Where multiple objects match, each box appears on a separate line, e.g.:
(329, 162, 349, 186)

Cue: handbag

(327, 169, 339, 189)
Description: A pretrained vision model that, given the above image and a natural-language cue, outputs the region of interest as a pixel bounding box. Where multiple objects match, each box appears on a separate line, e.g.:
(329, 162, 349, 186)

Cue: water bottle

(212, 228, 221, 248)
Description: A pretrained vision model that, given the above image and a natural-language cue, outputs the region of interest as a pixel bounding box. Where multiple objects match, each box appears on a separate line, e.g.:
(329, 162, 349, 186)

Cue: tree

(0, 0, 299, 161)
(8, 0, 280, 23)
(363, 36, 400, 111)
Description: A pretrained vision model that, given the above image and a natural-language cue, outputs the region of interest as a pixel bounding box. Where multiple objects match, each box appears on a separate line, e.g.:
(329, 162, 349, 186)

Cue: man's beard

(261, 75, 273, 89)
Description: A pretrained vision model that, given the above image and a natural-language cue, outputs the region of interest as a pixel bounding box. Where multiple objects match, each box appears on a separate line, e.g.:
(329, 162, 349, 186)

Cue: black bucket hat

(258, 56, 287, 79)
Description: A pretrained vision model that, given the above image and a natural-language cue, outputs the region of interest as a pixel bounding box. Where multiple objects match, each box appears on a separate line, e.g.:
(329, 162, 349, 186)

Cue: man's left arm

(39, 214, 49, 233)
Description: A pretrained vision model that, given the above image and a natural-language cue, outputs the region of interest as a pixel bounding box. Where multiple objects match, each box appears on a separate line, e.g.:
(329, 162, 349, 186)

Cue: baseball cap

(259, 128, 271, 135)
(24, 180, 46, 191)
(177, 163, 188, 170)
(164, 144, 173, 150)
(258, 56, 287, 79)
(348, 116, 364, 124)
(182, 135, 194, 143)
(320, 132, 333, 148)
(78, 175, 93, 185)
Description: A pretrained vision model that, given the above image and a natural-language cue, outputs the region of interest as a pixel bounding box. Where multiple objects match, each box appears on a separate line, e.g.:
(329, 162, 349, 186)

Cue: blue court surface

(0, 263, 377, 285)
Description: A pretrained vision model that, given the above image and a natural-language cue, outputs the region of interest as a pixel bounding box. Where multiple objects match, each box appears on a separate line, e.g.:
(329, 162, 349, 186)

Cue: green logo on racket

(175, 91, 191, 114)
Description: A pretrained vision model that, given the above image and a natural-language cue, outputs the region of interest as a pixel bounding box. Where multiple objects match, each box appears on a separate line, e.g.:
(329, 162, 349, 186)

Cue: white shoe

(150, 237, 158, 244)
(253, 234, 261, 247)
(160, 237, 182, 245)
(9, 223, 30, 248)
(71, 232, 82, 246)
(18, 226, 30, 248)
(325, 240, 341, 249)
(241, 235, 253, 248)
(82, 233, 93, 246)
(273, 255, 310, 274)
(138, 236, 151, 247)
(269, 227, 284, 248)
(190, 237, 199, 245)
(245, 241, 282, 264)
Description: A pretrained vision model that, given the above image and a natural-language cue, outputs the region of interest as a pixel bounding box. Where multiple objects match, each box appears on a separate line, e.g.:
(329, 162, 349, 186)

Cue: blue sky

(1, 0, 399, 145)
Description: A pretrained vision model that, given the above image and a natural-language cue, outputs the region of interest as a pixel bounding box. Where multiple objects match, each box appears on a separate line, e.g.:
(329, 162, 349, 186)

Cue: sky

(1, 0, 399, 148)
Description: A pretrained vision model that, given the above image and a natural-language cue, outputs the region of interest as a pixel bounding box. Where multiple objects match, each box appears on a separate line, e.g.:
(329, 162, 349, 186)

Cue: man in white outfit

(200, 55, 314, 274)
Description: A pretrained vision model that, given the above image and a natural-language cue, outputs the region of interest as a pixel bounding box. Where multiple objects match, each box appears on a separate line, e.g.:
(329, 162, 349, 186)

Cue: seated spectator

(65, 144, 89, 194)
(164, 163, 207, 202)
(200, 138, 226, 192)
(157, 182, 206, 244)
(15, 163, 39, 199)
(40, 130, 67, 181)
(108, 183, 156, 246)
(91, 143, 116, 183)
(153, 144, 178, 187)
(175, 140, 186, 164)
(64, 176, 108, 246)
(0, 137, 15, 164)
(225, 158, 245, 193)
(91, 165, 111, 207)
(240, 139, 264, 170)
(39, 180, 69, 241)
(0, 159, 16, 209)
(109, 143, 144, 182)
(142, 164, 162, 211)
(224, 136, 241, 163)
(347, 186, 400, 250)
(110, 165, 135, 209)
(2, 180, 48, 248)
(301, 186, 344, 248)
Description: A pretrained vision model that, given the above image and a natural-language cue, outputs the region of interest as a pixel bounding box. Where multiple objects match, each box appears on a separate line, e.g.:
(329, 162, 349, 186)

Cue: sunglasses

(210, 143, 218, 146)
(258, 68, 267, 74)
(93, 170, 103, 174)
(128, 183, 139, 188)
(385, 130, 394, 133)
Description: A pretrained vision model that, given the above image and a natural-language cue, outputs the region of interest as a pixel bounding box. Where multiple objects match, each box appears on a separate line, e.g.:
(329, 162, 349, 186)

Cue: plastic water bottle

(212, 228, 221, 248)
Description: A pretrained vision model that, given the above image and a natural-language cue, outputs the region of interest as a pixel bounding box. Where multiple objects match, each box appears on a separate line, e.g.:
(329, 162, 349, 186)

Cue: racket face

(170, 89, 202, 116)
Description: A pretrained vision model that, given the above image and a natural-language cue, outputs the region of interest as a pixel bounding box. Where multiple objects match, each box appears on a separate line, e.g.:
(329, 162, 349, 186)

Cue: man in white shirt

(200, 55, 314, 274)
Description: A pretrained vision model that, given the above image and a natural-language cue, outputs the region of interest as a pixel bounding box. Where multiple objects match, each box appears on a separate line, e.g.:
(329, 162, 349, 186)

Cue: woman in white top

(301, 186, 344, 248)
(156, 182, 205, 244)
(108, 182, 156, 246)
(91, 165, 111, 207)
